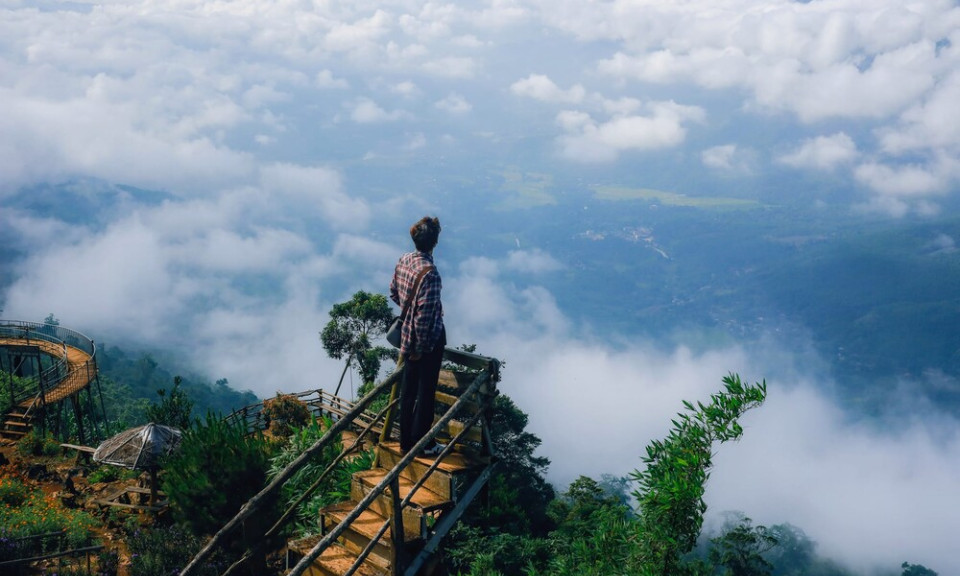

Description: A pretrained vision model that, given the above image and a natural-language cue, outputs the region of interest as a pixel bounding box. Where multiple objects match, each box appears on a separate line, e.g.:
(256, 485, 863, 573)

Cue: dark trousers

(400, 330, 445, 453)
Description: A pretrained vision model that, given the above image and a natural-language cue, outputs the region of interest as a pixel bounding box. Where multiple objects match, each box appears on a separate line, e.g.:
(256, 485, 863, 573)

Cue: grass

(593, 185, 760, 209)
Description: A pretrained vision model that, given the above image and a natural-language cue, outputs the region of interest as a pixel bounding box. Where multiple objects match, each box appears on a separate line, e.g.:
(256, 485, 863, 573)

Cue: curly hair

(410, 216, 441, 252)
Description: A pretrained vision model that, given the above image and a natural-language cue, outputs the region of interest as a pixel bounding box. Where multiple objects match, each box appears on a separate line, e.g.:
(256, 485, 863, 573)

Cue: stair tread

(317, 546, 388, 576)
(354, 469, 450, 512)
(288, 537, 387, 576)
(379, 442, 487, 473)
(324, 501, 420, 542)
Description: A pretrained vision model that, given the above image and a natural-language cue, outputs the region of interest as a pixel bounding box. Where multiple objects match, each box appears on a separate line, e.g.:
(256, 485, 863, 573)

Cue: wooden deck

(0, 336, 94, 407)
(1, 334, 98, 443)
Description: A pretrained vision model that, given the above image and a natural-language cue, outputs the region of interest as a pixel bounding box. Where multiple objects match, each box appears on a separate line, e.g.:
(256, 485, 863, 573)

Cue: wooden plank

(92, 499, 165, 512)
(441, 348, 497, 372)
(431, 416, 482, 444)
(436, 370, 476, 393)
(434, 391, 479, 415)
(60, 443, 96, 453)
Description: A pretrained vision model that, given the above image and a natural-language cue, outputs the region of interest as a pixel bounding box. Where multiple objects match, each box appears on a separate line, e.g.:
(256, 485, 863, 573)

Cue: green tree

(484, 394, 556, 536)
(708, 515, 778, 576)
(548, 476, 630, 540)
(144, 376, 194, 430)
(901, 562, 938, 576)
(320, 291, 394, 396)
(162, 414, 273, 538)
(545, 476, 636, 576)
(441, 394, 556, 575)
(0, 371, 32, 415)
(632, 373, 767, 575)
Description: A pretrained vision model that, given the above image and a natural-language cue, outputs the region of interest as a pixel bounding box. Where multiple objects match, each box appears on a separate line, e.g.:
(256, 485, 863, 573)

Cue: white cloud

(877, 73, 960, 154)
(316, 70, 349, 89)
(347, 97, 409, 123)
(778, 133, 859, 171)
(403, 132, 428, 150)
(701, 144, 755, 174)
(3, 214, 189, 341)
(420, 56, 478, 79)
(435, 92, 472, 114)
(511, 74, 586, 104)
(854, 162, 945, 197)
(503, 249, 563, 274)
(441, 265, 960, 574)
(0, 84, 256, 195)
(555, 101, 706, 163)
(709, 383, 960, 575)
(323, 9, 392, 55)
(258, 163, 370, 230)
(925, 233, 956, 254)
(391, 81, 420, 97)
(585, 2, 956, 123)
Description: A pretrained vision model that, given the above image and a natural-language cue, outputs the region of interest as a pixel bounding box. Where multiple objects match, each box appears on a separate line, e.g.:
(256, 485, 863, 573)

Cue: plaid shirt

(390, 251, 444, 355)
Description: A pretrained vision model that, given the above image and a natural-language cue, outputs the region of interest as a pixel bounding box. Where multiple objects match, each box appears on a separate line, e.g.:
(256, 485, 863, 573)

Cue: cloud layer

(1, 1, 958, 213)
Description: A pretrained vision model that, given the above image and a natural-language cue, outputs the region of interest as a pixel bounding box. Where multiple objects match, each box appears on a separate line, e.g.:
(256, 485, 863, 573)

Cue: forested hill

(95, 345, 258, 427)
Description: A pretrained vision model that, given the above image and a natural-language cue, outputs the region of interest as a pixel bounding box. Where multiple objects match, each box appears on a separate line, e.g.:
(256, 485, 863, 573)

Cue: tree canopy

(320, 291, 394, 394)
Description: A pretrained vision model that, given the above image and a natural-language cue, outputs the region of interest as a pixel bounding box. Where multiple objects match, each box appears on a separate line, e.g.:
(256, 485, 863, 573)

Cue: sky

(2, 1, 960, 573)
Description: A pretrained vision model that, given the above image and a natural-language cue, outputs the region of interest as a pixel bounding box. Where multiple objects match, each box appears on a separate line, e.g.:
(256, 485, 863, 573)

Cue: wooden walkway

(0, 337, 94, 406)
(1, 335, 97, 442)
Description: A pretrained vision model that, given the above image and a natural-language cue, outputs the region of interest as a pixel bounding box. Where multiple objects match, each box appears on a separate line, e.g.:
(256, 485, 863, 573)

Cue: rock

(26, 463, 49, 480)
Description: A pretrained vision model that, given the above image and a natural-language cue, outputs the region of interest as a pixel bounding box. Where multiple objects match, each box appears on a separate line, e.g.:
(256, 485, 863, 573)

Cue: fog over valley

(2, 1, 960, 573)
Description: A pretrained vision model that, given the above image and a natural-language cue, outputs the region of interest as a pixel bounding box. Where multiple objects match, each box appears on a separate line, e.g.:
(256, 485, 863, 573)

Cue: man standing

(390, 216, 446, 456)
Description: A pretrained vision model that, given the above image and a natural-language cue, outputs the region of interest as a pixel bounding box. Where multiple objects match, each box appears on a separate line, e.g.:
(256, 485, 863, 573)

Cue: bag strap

(400, 265, 434, 321)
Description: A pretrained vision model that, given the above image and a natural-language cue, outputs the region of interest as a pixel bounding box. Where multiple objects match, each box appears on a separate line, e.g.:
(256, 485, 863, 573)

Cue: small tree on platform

(320, 291, 394, 396)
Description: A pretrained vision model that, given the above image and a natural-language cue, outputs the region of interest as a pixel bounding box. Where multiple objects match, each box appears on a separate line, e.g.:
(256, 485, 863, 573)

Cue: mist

(6, 201, 959, 573)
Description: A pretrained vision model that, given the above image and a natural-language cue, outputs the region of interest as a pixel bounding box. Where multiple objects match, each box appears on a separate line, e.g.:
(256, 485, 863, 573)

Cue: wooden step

(351, 470, 450, 537)
(4, 420, 31, 427)
(287, 536, 388, 576)
(434, 390, 480, 414)
(322, 501, 420, 570)
(376, 442, 485, 502)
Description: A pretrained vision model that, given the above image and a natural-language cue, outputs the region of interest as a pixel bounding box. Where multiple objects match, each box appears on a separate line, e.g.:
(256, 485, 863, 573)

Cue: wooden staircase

(181, 348, 500, 576)
(288, 441, 488, 575)
(1, 405, 34, 442)
(0, 321, 97, 443)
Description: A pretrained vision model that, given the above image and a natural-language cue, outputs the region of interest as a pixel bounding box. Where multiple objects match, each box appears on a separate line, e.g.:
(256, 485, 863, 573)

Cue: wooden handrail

(286, 369, 493, 576)
(179, 368, 403, 576)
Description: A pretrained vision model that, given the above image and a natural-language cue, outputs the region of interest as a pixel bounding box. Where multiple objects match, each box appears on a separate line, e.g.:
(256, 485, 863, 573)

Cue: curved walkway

(1, 321, 98, 440)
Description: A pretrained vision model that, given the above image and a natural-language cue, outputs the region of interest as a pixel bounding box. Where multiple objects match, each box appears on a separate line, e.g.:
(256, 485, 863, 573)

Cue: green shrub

(268, 416, 374, 537)
(87, 465, 122, 484)
(144, 377, 194, 430)
(16, 429, 61, 457)
(0, 473, 31, 507)
(261, 393, 311, 438)
(162, 413, 272, 537)
(128, 524, 224, 576)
